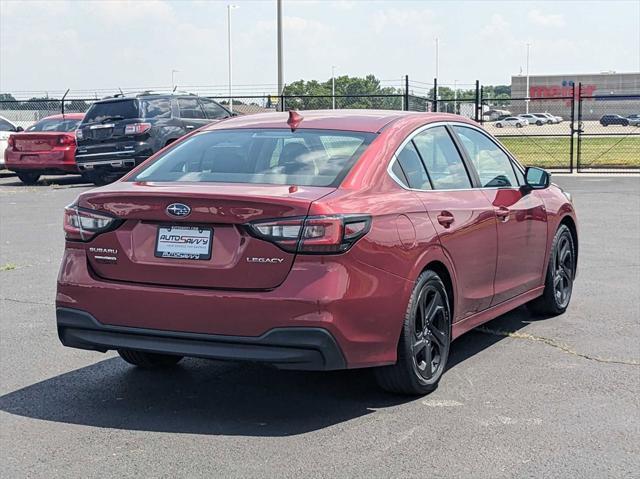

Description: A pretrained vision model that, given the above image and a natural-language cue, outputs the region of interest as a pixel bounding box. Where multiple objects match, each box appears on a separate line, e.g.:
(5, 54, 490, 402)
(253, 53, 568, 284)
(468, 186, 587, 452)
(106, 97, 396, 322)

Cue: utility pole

(453, 79, 458, 114)
(227, 4, 239, 113)
(525, 42, 531, 114)
(277, 0, 283, 99)
(332, 65, 337, 109)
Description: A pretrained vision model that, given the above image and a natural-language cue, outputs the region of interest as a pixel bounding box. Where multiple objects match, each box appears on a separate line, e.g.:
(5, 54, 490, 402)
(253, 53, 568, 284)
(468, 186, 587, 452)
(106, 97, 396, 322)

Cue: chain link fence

(1, 82, 638, 173)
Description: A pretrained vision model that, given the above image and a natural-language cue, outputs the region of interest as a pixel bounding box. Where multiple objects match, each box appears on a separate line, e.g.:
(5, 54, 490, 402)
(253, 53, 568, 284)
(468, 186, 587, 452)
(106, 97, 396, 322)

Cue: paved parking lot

(0, 173, 638, 478)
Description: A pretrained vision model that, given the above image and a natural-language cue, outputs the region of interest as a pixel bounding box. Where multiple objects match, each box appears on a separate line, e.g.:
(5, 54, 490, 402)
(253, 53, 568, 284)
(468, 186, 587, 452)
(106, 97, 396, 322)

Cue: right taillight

(63, 204, 120, 241)
(7, 135, 15, 148)
(246, 215, 371, 254)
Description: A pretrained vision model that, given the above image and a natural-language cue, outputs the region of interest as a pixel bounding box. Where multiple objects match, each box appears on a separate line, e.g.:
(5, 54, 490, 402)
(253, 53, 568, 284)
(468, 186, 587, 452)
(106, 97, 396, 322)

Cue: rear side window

(83, 100, 139, 123)
(131, 129, 375, 187)
(200, 98, 230, 120)
(178, 98, 206, 119)
(413, 126, 472, 190)
(26, 118, 82, 132)
(141, 98, 172, 119)
(453, 126, 519, 188)
(0, 118, 15, 131)
(394, 141, 431, 189)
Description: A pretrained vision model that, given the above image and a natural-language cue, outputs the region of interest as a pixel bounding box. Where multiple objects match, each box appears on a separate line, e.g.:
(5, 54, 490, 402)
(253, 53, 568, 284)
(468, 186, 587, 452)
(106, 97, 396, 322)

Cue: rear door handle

(437, 211, 455, 228)
(495, 207, 510, 222)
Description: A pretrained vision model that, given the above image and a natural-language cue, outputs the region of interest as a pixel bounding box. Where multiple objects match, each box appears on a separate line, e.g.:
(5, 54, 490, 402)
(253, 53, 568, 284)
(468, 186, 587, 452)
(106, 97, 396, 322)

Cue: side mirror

(15, 126, 24, 132)
(524, 166, 550, 190)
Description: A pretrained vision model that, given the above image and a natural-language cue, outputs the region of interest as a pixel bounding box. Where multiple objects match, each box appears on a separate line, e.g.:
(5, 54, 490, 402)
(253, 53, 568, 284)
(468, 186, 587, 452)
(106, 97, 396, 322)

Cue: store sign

(529, 80, 597, 105)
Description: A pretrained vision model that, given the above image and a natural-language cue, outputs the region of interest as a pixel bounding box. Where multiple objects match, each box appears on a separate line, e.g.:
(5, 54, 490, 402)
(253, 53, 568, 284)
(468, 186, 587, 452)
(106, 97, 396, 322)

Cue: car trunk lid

(13, 133, 71, 152)
(79, 182, 333, 290)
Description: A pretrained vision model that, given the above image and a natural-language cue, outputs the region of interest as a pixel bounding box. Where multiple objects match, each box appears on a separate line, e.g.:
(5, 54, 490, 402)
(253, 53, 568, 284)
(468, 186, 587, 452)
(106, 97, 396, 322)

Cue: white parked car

(0, 116, 23, 169)
(534, 112, 563, 124)
(495, 116, 528, 128)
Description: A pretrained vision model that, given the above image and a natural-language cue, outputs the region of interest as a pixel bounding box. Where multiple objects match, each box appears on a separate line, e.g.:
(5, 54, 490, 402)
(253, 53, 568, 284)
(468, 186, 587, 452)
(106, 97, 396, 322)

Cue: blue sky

(1, 0, 639, 94)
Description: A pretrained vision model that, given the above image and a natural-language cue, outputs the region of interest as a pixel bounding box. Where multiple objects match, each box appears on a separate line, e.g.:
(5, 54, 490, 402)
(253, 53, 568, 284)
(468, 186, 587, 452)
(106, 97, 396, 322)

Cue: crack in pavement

(477, 327, 640, 366)
(1, 297, 52, 307)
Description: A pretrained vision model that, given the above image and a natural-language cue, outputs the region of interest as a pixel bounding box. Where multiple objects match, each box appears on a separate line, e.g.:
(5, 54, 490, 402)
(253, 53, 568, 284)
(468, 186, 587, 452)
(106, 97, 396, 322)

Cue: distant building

(510, 72, 640, 120)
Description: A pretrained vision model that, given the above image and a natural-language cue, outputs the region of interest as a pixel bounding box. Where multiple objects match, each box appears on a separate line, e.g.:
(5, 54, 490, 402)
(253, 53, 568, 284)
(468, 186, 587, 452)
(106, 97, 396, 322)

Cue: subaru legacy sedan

(56, 110, 577, 395)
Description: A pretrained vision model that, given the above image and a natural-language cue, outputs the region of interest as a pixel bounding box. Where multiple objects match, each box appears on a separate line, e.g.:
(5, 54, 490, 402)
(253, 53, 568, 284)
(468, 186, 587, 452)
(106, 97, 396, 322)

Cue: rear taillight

(75, 129, 83, 140)
(124, 122, 151, 135)
(63, 205, 120, 241)
(246, 215, 371, 254)
(57, 135, 75, 146)
(7, 135, 15, 148)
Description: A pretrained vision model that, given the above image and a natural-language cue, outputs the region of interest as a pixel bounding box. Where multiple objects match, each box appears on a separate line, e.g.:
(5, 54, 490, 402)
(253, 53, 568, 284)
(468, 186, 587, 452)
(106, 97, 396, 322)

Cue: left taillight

(246, 215, 371, 254)
(63, 205, 120, 241)
(124, 122, 151, 135)
(7, 135, 15, 148)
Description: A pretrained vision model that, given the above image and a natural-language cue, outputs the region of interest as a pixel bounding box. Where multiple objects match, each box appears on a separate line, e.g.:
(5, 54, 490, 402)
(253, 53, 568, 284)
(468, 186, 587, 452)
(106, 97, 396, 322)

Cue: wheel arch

(559, 214, 578, 275)
(422, 260, 455, 323)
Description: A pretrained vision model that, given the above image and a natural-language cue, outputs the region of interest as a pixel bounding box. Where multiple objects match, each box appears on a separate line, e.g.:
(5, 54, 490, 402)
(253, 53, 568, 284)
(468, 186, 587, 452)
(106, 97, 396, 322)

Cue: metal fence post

(474, 80, 480, 122)
(569, 83, 576, 173)
(404, 75, 409, 111)
(60, 89, 70, 115)
(432, 77, 438, 112)
(576, 82, 583, 172)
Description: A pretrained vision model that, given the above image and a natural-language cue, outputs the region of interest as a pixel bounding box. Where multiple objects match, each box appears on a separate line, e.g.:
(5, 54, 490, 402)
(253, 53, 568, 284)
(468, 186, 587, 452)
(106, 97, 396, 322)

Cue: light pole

(525, 42, 531, 113)
(227, 4, 239, 113)
(435, 37, 439, 100)
(277, 0, 283, 100)
(171, 69, 179, 91)
(331, 65, 337, 109)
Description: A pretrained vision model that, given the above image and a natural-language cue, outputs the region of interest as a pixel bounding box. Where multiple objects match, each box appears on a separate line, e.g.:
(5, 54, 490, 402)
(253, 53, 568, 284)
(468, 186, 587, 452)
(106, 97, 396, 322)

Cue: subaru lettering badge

(166, 203, 191, 217)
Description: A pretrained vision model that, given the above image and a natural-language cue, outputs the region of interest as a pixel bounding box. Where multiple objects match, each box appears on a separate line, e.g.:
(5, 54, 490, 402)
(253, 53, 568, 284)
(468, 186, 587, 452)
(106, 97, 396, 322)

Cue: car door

(452, 125, 548, 305)
(176, 97, 211, 132)
(403, 125, 498, 319)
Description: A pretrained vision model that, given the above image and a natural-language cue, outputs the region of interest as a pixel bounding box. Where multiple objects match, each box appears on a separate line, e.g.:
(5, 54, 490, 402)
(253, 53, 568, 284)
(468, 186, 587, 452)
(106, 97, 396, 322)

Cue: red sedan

(56, 110, 578, 395)
(4, 113, 84, 184)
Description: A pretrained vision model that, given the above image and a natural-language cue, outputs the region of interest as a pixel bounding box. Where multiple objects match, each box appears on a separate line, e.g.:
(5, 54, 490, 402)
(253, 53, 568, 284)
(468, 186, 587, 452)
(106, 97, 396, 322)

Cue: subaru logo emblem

(166, 203, 191, 217)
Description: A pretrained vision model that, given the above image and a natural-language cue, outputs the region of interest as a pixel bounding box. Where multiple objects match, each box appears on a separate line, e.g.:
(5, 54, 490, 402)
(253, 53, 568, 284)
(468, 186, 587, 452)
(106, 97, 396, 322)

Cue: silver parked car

(518, 113, 549, 126)
(627, 114, 640, 126)
(495, 116, 528, 128)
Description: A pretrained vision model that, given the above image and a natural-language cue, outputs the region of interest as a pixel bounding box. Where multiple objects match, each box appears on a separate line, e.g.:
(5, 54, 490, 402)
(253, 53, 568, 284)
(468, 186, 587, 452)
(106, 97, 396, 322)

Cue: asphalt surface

(0, 173, 638, 478)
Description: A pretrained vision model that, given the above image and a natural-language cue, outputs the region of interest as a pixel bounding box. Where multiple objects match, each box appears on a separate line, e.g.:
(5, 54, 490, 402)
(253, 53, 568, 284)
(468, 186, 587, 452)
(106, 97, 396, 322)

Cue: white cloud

(371, 8, 436, 35)
(480, 14, 510, 37)
(528, 9, 566, 27)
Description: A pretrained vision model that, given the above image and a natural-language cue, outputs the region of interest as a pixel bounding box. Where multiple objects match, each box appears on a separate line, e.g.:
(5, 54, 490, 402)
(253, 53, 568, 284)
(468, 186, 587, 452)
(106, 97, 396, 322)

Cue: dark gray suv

(75, 92, 232, 184)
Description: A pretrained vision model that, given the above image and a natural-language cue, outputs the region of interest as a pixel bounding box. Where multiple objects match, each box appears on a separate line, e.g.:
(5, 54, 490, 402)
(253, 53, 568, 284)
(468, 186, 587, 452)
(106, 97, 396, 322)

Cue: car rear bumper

(4, 149, 79, 173)
(56, 247, 413, 368)
(75, 142, 153, 172)
(57, 307, 346, 370)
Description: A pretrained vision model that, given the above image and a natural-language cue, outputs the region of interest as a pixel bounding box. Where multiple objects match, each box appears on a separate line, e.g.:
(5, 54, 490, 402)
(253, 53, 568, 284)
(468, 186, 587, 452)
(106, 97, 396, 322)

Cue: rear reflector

(63, 205, 121, 241)
(246, 215, 371, 254)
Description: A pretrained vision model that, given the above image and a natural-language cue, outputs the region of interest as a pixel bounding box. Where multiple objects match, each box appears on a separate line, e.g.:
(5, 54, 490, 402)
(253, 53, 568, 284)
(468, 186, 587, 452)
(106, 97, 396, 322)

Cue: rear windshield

(83, 100, 139, 124)
(131, 129, 375, 187)
(26, 117, 82, 132)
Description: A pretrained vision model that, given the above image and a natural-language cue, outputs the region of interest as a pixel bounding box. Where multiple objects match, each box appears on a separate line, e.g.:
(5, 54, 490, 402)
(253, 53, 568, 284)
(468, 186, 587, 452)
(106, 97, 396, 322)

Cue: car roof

(39, 113, 85, 121)
(203, 110, 474, 133)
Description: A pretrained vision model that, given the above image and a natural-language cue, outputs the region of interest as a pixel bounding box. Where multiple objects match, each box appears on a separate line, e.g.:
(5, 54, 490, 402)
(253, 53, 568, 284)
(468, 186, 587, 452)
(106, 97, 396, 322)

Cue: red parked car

(4, 113, 84, 184)
(56, 110, 578, 395)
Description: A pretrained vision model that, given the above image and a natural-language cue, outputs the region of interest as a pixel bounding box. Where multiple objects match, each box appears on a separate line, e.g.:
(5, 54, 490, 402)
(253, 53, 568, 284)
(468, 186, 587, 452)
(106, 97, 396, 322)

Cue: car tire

(17, 172, 41, 185)
(516, 123, 523, 128)
(374, 270, 452, 395)
(89, 172, 117, 186)
(527, 224, 575, 317)
(536, 120, 543, 126)
(118, 349, 183, 368)
(496, 123, 503, 128)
